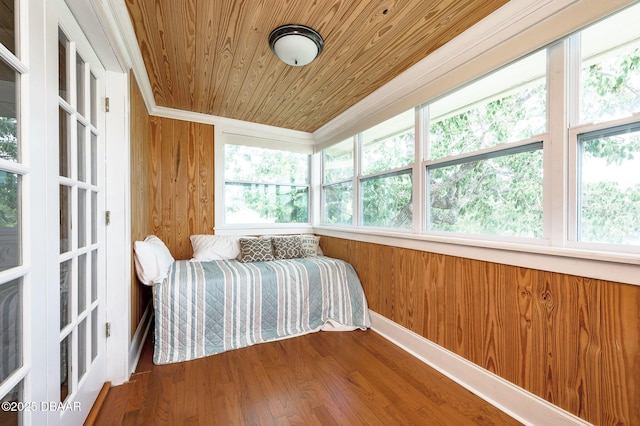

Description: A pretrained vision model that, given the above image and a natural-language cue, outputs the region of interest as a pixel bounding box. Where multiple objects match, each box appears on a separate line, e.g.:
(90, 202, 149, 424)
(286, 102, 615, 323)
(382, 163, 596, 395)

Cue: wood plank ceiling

(124, 0, 509, 133)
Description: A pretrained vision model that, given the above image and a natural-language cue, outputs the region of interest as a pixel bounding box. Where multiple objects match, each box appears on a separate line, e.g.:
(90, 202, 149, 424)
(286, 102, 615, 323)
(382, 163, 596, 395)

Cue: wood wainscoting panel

(319, 235, 639, 425)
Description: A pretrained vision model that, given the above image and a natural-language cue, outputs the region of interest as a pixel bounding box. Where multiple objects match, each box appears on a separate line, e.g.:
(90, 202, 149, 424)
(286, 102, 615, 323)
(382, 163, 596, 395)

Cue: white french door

(48, 3, 108, 424)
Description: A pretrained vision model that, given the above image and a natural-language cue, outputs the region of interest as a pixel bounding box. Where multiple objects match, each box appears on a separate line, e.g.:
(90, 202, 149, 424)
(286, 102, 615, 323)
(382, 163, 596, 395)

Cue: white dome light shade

(273, 35, 319, 66)
(269, 24, 324, 67)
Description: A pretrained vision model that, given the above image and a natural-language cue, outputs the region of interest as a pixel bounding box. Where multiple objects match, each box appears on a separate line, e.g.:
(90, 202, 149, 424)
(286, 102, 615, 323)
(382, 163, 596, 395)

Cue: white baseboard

(369, 311, 591, 426)
(128, 302, 153, 376)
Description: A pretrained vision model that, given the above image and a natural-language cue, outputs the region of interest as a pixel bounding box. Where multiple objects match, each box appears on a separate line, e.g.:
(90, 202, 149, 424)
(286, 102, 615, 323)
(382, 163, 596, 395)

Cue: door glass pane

(0, 380, 22, 426)
(60, 334, 71, 402)
(78, 188, 86, 248)
(91, 249, 97, 303)
(91, 191, 97, 244)
(0, 0, 16, 55)
(0, 172, 19, 272)
(78, 253, 86, 313)
(59, 108, 70, 177)
(60, 260, 71, 330)
(78, 319, 86, 382)
(58, 29, 68, 101)
(59, 185, 71, 253)
(0, 279, 21, 383)
(91, 308, 97, 361)
(90, 73, 97, 127)
(77, 123, 86, 182)
(76, 53, 85, 116)
(0, 59, 18, 163)
(90, 132, 97, 185)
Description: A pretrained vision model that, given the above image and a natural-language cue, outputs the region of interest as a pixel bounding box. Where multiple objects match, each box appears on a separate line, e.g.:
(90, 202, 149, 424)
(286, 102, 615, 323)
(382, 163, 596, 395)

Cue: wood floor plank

(95, 329, 521, 425)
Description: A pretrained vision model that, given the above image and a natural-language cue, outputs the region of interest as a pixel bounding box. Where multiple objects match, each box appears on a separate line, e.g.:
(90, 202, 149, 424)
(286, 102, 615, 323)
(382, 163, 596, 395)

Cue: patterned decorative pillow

(239, 237, 274, 262)
(298, 235, 321, 257)
(272, 236, 305, 260)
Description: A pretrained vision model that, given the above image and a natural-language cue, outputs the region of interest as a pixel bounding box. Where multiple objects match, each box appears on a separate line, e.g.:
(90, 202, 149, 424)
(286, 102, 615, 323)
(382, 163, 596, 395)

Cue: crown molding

(151, 105, 316, 146)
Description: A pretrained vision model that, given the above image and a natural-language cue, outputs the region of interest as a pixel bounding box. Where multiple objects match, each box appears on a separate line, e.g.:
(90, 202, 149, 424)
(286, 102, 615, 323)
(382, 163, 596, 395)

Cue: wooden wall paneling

(196, 123, 215, 234)
(147, 117, 215, 260)
(570, 277, 601, 422)
(481, 261, 500, 376)
(172, 119, 190, 259)
(423, 252, 447, 347)
(319, 235, 639, 425)
(159, 117, 175, 253)
(150, 116, 164, 239)
(600, 281, 639, 424)
(412, 252, 429, 337)
(129, 72, 153, 338)
(514, 266, 534, 390)
(187, 122, 198, 249)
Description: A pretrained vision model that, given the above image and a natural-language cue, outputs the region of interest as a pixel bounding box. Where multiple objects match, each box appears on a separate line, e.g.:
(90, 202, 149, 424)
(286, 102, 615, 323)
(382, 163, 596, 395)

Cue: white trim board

(128, 303, 153, 380)
(369, 311, 590, 426)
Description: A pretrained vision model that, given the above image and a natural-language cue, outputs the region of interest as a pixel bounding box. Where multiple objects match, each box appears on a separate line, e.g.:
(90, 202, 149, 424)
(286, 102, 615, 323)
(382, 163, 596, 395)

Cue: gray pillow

(239, 237, 275, 262)
(272, 236, 305, 260)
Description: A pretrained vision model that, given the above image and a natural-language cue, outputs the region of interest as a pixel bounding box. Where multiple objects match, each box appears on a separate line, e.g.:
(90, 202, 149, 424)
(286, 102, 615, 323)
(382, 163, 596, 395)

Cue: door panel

(52, 3, 107, 424)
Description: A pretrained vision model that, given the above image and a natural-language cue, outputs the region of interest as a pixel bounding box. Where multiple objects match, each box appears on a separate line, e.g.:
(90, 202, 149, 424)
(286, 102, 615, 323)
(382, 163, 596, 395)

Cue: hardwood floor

(94, 329, 520, 425)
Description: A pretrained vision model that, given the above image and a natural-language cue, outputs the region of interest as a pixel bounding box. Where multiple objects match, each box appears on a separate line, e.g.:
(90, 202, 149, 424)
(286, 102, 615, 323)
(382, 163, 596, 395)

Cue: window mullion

(413, 107, 424, 233)
(353, 134, 361, 227)
(546, 39, 571, 247)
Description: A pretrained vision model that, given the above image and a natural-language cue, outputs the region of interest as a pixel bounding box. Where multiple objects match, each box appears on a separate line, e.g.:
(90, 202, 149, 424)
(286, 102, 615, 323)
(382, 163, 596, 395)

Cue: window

(425, 50, 546, 237)
(571, 3, 640, 248)
(317, 4, 638, 260)
(322, 138, 353, 225)
(360, 110, 414, 228)
(224, 144, 310, 224)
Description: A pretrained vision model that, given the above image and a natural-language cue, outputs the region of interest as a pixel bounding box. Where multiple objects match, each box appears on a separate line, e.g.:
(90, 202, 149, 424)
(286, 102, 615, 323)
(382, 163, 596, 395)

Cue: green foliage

(581, 181, 640, 244)
(428, 82, 546, 236)
(225, 145, 309, 223)
(362, 173, 412, 228)
(0, 172, 18, 228)
(324, 182, 353, 225)
(582, 49, 640, 123)
(0, 117, 18, 162)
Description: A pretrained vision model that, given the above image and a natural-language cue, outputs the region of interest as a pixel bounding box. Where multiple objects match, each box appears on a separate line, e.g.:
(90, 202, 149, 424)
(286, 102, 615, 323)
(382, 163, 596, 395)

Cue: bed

(134, 234, 370, 365)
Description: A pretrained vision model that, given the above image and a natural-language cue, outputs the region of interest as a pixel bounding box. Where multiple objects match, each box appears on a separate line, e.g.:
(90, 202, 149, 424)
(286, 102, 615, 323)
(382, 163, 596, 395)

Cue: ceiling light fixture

(268, 24, 324, 67)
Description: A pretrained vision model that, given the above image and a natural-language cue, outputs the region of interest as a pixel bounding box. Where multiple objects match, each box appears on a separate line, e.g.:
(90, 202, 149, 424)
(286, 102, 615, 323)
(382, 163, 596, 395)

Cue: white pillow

(190, 235, 241, 261)
(133, 235, 175, 285)
(298, 234, 321, 257)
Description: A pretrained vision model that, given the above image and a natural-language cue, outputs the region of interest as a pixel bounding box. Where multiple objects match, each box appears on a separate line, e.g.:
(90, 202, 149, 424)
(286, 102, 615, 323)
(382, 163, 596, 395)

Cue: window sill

(215, 224, 315, 237)
(313, 226, 640, 286)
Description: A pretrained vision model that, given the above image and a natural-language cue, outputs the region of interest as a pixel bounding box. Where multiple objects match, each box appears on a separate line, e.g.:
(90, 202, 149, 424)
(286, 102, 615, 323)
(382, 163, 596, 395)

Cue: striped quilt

(153, 256, 370, 364)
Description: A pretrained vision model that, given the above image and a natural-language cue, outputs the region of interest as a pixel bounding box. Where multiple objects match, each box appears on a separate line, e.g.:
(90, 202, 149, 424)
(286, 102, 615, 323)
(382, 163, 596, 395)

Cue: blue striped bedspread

(153, 256, 370, 364)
